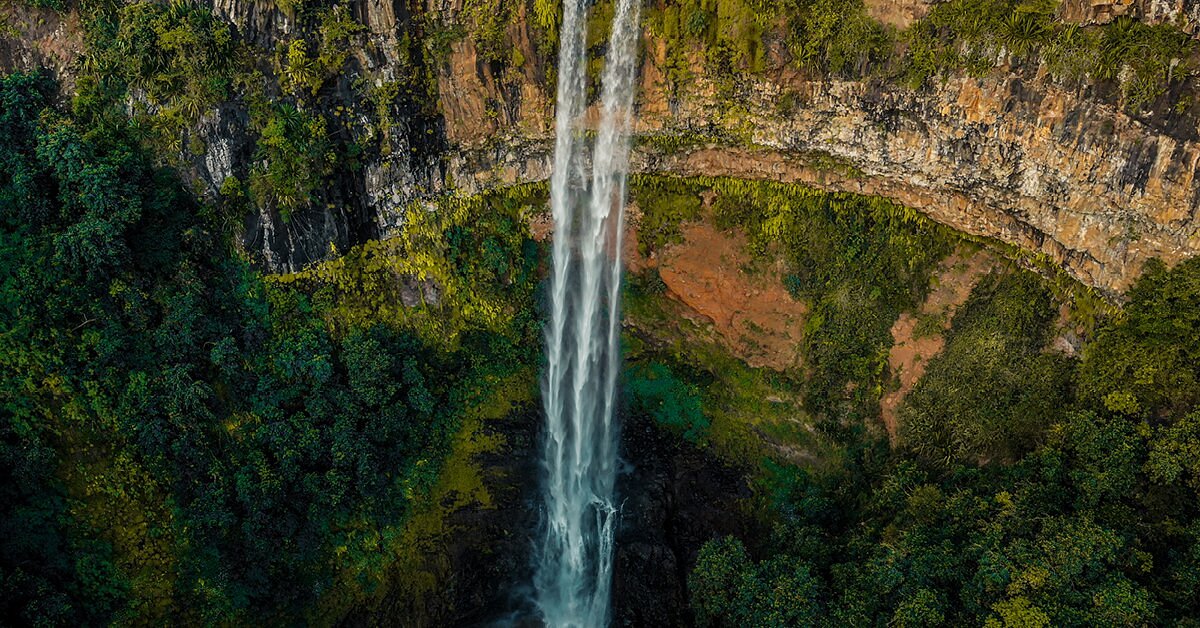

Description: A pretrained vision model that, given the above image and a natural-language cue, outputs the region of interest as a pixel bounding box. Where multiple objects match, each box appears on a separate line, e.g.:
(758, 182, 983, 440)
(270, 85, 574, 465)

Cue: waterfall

(534, 0, 641, 625)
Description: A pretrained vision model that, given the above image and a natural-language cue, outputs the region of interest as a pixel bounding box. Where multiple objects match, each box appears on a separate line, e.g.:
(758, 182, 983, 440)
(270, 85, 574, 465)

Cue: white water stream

(533, 0, 642, 625)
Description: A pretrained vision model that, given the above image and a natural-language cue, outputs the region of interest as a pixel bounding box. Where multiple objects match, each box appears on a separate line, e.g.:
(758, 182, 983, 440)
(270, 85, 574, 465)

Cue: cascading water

(534, 0, 641, 625)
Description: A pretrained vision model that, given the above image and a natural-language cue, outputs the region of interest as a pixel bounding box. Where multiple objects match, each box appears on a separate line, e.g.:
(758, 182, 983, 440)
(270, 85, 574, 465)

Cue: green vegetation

(624, 273, 844, 468)
(68, 0, 441, 230)
(20, 0, 65, 10)
(1078, 258, 1200, 419)
(901, 270, 1075, 464)
(627, 362, 710, 443)
(644, 0, 891, 92)
(625, 174, 958, 465)
(630, 176, 705, 254)
(689, 249, 1200, 624)
(247, 104, 335, 220)
(77, 1, 236, 151)
(466, 0, 516, 64)
(276, 184, 545, 345)
(9, 0, 1200, 624)
(904, 0, 1193, 109)
(0, 71, 539, 624)
(783, 0, 893, 77)
(639, 0, 1195, 114)
(617, 175, 1200, 625)
(704, 176, 954, 423)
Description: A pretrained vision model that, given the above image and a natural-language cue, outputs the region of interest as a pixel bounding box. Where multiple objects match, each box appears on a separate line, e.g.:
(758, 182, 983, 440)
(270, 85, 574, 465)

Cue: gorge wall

(4, 0, 1200, 292)
(444, 25, 1200, 295)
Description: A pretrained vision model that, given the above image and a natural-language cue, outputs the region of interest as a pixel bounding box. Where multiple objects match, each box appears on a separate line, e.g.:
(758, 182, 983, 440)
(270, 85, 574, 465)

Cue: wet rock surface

(611, 414, 756, 627)
(336, 406, 542, 628)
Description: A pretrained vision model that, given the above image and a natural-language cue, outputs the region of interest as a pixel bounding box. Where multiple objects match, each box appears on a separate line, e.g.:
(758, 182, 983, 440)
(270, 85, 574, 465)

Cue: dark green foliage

(627, 362, 710, 442)
(1079, 258, 1200, 419)
(690, 536, 824, 627)
(901, 269, 1075, 464)
(0, 72, 537, 623)
(691, 253, 1200, 626)
(248, 104, 335, 220)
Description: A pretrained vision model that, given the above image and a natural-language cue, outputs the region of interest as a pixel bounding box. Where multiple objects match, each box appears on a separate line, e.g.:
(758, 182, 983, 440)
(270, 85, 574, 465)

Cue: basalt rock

(8, 2, 1199, 291)
(443, 35, 1200, 294)
(612, 413, 756, 627)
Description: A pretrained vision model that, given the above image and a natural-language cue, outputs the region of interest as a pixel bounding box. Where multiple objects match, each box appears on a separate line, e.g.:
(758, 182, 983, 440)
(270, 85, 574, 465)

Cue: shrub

(900, 269, 1074, 463)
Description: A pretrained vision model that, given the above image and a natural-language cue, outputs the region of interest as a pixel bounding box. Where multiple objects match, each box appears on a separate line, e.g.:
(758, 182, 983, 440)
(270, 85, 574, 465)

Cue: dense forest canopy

(613, 173, 1200, 624)
(5, 0, 1200, 625)
(684, 257, 1200, 626)
(0, 71, 540, 623)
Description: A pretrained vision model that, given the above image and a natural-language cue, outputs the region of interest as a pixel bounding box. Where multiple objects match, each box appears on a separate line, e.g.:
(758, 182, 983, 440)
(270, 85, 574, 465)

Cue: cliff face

(0, 3, 83, 95)
(3, 0, 1200, 291)
(198, 0, 447, 272)
(444, 32, 1200, 294)
(1059, 0, 1200, 32)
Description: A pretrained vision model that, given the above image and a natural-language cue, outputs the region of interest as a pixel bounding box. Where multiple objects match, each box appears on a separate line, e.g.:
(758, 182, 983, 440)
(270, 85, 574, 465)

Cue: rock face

(444, 38, 1200, 294)
(196, 0, 446, 273)
(0, 2, 83, 95)
(612, 412, 755, 627)
(8, 2, 1200, 290)
(1059, 0, 1200, 33)
(863, 0, 940, 29)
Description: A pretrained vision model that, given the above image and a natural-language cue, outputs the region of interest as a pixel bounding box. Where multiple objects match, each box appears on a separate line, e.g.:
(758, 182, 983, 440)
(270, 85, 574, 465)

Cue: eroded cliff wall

(443, 25, 1200, 294)
(4, 0, 1200, 292)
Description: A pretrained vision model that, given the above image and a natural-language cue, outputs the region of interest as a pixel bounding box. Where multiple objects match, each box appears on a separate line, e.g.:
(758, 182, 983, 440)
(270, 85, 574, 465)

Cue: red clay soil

(880, 250, 998, 443)
(535, 203, 806, 371)
(653, 221, 807, 371)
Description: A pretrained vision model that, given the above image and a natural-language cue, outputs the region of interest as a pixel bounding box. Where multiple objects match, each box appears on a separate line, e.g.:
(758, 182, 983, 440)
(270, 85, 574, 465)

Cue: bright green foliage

(1079, 258, 1200, 420)
(281, 39, 323, 96)
(905, 0, 1057, 83)
(465, 0, 516, 63)
(783, 0, 893, 77)
(274, 0, 305, 15)
(316, 6, 365, 77)
(248, 104, 335, 219)
(690, 536, 753, 626)
(645, 0, 775, 93)
(84, 1, 236, 149)
(277, 184, 544, 346)
(625, 175, 956, 453)
(532, 0, 562, 53)
(901, 270, 1075, 464)
(280, 6, 365, 97)
(904, 0, 1192, 110)
(690, 536, 825, 627)
(629, 176, 705, 254)
(627, 362, 710, 442)
(642, 0, 1195, 113)
(691, 249, 1200, 626)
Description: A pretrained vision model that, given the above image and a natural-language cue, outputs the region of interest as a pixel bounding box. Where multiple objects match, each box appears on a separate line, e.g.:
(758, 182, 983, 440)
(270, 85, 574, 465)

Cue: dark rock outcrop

(612, 415, 755, 627)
